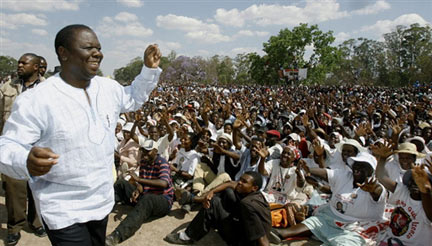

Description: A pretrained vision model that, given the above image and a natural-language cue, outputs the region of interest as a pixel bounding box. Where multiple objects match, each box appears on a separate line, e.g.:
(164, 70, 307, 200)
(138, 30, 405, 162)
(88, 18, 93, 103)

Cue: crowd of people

(1, 24, 432, 246)
(105, 81, 432, 246)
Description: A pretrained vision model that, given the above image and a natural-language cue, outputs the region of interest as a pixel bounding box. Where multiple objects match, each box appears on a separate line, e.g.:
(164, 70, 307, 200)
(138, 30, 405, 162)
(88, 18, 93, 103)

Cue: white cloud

(97, 13, 153, 37)
(214, 0, 391, 28)
(0, 37, 56, 70)
(156, 14, 231, 43)
(214, 0, 348, 27)
(3, 0, 81, 11)
(231, 47, 261, 55)
(335, 32, 351, 42)
(351, 1, 391, 15)
(0, 13, 47, 29)
(359, 13, 430, 37)
(214, 8, 244, 27)
(114, 12, 138, 22)
(101, 39, 181, 75)
(116, 0, 143, 8)
(197, 50, 210, 56)
(235, 30, 269, 38)
(32, 29, 48, 36)
(160, 41, 182, 51)
(255, 31, 270, 37)
(156, 14, 219, 33)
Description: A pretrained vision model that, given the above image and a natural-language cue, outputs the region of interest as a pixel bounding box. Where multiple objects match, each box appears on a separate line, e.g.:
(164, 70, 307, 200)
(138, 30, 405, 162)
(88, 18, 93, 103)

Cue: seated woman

(373, 142, 432, 246)
(271, 152, 386, 246)
(116, 122, 141, 179)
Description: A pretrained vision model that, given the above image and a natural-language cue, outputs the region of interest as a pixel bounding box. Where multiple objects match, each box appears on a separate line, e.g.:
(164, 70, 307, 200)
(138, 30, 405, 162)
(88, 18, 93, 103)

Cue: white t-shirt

(327, 168, 386, 222)
(302, 157, 321, 169)
(379, 182, 432, 245)
(157, 133, 175, 161)
(325, 148, 350, 171)
(385, 155, 405, 184)
(268, 143, 283, 160)
(208, 121, 218, 140)
(263, 159, 300, 204)
(174, 148, 200, 176)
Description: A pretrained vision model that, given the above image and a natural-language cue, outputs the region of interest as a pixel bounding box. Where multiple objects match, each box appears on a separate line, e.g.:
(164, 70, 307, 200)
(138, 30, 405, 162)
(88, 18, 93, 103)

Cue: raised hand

(355, 122, 368, 137)
(370, 140, 394, 161)
(301, 114, 309, 127)
(233, 119, 243, 129)
(297, 159, 310, 176)
(412, 165, 432, 194)
(144, 44, 161, 69)
(27, 147, 59, 176)
(254, 145, 269, 159)
(312, 138, 324, 156)
(357, 177, 379, 193)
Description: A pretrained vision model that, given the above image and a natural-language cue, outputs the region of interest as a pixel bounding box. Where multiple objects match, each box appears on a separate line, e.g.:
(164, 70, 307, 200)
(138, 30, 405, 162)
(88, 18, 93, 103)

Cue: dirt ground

(0, 179, 320, 246)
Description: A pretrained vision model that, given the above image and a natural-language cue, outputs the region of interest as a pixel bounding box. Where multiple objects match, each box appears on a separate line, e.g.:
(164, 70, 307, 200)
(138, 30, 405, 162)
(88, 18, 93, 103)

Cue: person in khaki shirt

(0, 53, 45, 246)
(38, 55, 48, 81)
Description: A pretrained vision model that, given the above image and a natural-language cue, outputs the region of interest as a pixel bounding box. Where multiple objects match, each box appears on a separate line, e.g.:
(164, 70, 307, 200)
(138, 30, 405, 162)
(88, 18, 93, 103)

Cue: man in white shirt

(0, 24, 161, 246)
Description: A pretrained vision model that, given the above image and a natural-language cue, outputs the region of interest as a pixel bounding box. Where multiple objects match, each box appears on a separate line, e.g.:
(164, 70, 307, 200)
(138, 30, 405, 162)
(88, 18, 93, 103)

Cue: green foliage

(233, 53, 252, 84)
(216, 56, 235, 84)
(111, 23, 432, 87)
(0, 56, 17, 79)
(255, 23, 341, 84)
(331, 23, 432, 86)
(113, 57, 143, 85)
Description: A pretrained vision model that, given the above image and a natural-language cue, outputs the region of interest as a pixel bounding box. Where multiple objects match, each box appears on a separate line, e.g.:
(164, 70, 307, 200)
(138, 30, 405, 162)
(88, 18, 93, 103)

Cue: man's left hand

(144, 44, 161, 68)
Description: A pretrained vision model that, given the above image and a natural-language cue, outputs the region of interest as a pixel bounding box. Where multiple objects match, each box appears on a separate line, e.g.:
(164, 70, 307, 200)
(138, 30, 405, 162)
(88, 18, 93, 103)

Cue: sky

(1, 0, 431, 76)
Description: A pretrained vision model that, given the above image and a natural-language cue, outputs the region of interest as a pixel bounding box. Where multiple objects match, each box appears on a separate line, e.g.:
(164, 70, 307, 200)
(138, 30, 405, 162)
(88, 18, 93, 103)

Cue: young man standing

(0, 53, 45, 245)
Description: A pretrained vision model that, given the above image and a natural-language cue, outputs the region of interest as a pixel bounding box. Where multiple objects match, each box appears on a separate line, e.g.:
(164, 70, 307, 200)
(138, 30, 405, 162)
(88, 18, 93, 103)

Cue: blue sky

(1, 0, 431, 76)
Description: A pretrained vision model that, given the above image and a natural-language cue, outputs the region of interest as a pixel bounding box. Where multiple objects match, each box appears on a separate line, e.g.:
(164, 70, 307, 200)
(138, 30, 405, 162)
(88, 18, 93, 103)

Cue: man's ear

(57, 46, 68, 62)
(251, 185, 259, 192)
(33, 63, 39, 71)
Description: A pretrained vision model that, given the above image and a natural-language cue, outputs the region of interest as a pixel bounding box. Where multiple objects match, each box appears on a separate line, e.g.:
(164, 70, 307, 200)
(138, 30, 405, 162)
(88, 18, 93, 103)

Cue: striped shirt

(139, 155, 174, 206)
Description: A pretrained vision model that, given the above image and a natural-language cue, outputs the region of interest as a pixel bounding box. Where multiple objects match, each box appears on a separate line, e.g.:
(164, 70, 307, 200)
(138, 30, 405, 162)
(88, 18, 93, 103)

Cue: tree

(233, 53, 252, 84)
(258, 23, 340, 84)
(248, 52, 268, 84)
(383, 23, 432, 86)
(0, 56, 17, 79)
(216, 56, 235, 84)
(113, 57, 144, 85)
(332, 38, 385, 85)
(160, 56, 206, 83)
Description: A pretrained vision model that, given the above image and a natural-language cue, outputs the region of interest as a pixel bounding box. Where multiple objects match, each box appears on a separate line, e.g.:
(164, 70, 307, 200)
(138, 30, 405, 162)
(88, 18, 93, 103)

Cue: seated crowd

(102, 83, 431, 246)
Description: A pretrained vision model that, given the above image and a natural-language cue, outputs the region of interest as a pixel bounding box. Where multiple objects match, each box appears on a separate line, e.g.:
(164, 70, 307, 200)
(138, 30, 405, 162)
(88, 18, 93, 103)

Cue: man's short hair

(54, 24, 92, 57)
(22, 53, 40, 66)
(244, 171, 263, 190)
(38, 55, 46, 63)
(251, 136, 264, 143)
